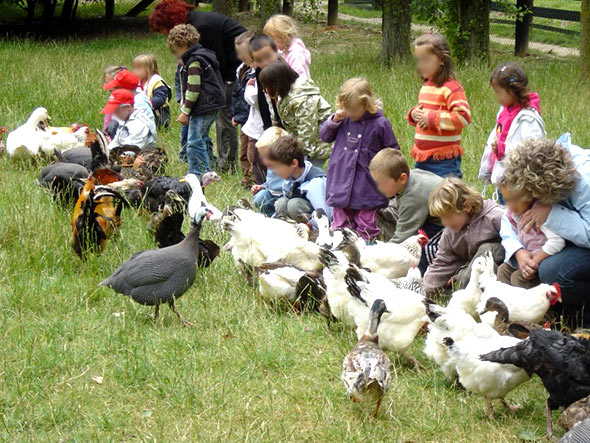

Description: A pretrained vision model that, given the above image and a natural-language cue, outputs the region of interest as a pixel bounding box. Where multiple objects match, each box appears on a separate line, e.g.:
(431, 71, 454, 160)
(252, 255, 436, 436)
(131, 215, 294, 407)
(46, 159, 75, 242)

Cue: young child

(320, 77, 398, 242)
(263, 14, 311, 78)
(133, 53, 172, 130)
(174, 59, 188, 163)
(247, 34, 279, 132)
(497, 181, 565, 289)
(407, 33, 470, 178)
(231, 31, 256, 189)
(478, 62, 546, 197)
(423, 178, 505, 295)
(168, 24, 226, 177)
(102, 65, 126, 139)
(266, 135, 331, 221)
(252, 127, 287, 217)
(370, 148, 443, 271)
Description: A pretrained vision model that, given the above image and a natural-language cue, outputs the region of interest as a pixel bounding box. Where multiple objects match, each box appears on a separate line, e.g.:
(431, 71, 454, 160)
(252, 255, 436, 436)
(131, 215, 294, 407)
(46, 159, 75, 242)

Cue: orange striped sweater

(406, 79, 471, 162)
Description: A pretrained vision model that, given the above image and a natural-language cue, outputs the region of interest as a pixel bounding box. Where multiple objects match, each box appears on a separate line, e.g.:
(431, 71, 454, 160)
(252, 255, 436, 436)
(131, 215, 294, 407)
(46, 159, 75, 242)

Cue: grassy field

(1, 16, 590, 441)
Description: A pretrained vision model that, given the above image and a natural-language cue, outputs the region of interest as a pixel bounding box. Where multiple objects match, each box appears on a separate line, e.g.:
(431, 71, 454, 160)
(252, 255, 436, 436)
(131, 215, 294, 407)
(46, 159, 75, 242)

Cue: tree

(257, 0, 280, 27)
(212, 0, 234, 17)
(459, 0, 490, 60)
(60, 0, 79, 24)
(582, 0, 590, 80)
(327, 0, 338, 27)
(282, 0, 293, 16)
(381, 0, 411, 64)
(238, 0, 249, 12)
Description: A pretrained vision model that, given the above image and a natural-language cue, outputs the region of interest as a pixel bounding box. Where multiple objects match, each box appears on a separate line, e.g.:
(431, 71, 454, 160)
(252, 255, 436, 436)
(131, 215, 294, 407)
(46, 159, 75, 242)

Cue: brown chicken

(71, 174, 127, 257)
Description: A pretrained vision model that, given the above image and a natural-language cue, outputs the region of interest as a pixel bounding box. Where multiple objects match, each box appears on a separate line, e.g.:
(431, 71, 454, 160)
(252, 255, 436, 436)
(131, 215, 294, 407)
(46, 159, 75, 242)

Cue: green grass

(1, 18, 589, 441)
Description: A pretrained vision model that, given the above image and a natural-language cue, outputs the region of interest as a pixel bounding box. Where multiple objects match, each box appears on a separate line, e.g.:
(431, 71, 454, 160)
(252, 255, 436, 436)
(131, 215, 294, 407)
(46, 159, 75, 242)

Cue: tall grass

(0, 19, 588, 441)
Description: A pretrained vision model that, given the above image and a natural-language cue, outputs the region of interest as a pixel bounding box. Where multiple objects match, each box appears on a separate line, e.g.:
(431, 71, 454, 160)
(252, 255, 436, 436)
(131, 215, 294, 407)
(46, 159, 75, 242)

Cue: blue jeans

(253, 189, 278, 217)
(538, 244, 590, 328)
(415, 156, 462, 178)
(179, 124, 188, 163)
(187, 112, 218, 176)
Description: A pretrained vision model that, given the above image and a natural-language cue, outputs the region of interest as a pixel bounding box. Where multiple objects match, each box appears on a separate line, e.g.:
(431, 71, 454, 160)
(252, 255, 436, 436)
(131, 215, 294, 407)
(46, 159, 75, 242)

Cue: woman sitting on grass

(500, 138, 590, 328)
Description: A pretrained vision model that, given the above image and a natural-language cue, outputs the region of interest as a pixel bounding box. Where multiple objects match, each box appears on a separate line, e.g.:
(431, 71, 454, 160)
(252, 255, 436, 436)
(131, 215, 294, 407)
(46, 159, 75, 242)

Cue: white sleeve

(120, 119, 150, 149)
(244, 83, 258, 106)
(540, 225, 566, 255)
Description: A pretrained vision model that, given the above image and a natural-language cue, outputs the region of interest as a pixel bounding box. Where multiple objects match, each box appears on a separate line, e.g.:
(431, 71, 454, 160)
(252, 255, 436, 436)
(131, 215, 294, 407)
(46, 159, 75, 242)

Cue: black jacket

(230, 64, 254, 125)
(187, 10, 247, 82)
(180, 44, 226, 116)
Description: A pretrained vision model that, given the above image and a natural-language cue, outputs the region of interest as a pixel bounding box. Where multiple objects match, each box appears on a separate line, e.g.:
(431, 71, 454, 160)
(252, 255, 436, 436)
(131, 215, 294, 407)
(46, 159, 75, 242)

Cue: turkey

(6, 107, 49, 158)
(559, 419, 590, 443)
(318, 248, 356, 326)
(391, 266, 424, 294)
(148, 190, 187, 248)
(185, 173, 223, 222)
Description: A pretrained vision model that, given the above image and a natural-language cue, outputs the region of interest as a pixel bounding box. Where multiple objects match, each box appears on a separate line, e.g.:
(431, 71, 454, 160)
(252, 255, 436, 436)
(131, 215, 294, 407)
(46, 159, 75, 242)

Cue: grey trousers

(215, 82, 239, 171)
(454, 242, 505, 289)
(275, 197, 313, 221)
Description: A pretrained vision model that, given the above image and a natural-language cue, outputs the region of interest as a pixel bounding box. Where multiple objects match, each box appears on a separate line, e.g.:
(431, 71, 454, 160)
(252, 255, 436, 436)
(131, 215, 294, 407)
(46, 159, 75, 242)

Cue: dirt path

(337, 12, 579, 57)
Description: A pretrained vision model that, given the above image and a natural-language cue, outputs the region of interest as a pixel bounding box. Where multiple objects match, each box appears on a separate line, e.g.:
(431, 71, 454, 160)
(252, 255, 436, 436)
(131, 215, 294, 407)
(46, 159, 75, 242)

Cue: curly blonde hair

(502, 138, 578, 206)
(337, 77, 379, 114)
(429, 177, 483, 217)
(167, 24, 200, 49)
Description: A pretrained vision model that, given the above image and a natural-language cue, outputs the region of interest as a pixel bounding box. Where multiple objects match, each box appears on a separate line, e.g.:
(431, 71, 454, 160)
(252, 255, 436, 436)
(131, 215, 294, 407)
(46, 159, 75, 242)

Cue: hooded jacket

(282, 38, 311, 78)
(276, 76, 333, 160)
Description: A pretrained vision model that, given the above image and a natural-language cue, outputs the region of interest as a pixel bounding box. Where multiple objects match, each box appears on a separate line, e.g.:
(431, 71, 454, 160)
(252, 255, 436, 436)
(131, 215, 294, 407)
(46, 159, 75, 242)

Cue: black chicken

(480, 329, 590, 438)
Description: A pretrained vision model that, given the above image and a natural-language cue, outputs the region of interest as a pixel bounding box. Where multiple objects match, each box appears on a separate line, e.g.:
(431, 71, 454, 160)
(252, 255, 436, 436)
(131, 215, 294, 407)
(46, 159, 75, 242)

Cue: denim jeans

(415, 155, 462, 178)
(275, 197, 313, 220)
(187, 112, 218, 176)
(538, 244, 590, 328)
(253, 189, 278, 217)
(179, 124, 188, 163)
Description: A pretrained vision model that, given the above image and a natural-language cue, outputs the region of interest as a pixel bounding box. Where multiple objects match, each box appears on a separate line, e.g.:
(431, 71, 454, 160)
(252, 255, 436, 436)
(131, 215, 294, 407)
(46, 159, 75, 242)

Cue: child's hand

(231, 118, 238, 127)
(251, 184, 263, 195)
(333, 110, 347, 123)
(176, 113, 189, 126)
(411, 105, 424, 123)
(521, 204, 552, 233)
(515, 249, 538, 280)
(417, 110, 429, 129)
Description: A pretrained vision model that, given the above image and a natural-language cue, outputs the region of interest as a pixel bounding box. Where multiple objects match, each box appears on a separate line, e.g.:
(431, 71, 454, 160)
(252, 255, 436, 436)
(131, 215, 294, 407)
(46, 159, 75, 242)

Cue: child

(259, 60, 333, 168)
(263, 14, 311, 78)
(320, 77, 398, 242)
(248, 34, 279, 132)
(174, 59, 188, 163)
(266, 135, 331, 221)
(497, 181, 565, 289)
(168, 24, 226, 177)
(103, 69, 155, 126)
(133, 53, 172, 130)
(252, 127, 287, 217)
(423, 178, 505, 295)
(478, 62, 545, 195)
(370, 148, 443, 271)
(102, 65, 126, 139)
(231, 31, 256, 189)
(407, 33, 470, 178)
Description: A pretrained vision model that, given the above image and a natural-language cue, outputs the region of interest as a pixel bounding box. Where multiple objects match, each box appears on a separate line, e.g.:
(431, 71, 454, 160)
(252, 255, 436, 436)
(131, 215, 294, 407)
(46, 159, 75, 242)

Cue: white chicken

(443, 334, 530, 418)
(446, 256, 492, 320)
(6, 107, 49, 158)
(345, 265, 426, 369)
(41, 125, 89, 154)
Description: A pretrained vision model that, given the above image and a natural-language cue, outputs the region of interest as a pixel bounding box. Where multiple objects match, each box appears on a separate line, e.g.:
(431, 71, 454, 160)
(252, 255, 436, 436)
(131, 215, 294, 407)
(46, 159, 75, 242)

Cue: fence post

(515, 0, 533, 56)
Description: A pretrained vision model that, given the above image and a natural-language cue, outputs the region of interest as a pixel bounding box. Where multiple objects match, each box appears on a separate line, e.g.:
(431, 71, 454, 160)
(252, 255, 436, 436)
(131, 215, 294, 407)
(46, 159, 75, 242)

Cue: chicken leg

(485, 398, 494, 419)
(546, 400, 555, 440)
(371, 398, 382, 419)
(153, 304, 160, 321)
(168, 300, 194, 327)
(403, 352, 424, 371)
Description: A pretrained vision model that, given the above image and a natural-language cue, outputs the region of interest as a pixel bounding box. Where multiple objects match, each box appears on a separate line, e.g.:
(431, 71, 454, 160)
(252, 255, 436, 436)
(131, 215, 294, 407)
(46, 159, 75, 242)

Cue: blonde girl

(263, 14, 311, 78)
(133, 53, 172, 130)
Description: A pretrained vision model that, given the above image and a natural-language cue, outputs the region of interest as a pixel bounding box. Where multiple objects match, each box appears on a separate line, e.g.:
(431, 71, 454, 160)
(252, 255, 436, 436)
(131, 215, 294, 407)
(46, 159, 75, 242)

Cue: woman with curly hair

(501, 137, 590, 327)
(150, 0, 246, 171)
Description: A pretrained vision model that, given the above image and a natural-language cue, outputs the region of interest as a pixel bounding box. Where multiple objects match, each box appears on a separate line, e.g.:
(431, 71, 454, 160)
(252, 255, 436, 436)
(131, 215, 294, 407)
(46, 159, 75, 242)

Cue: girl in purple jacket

(320, 78, 399, 241)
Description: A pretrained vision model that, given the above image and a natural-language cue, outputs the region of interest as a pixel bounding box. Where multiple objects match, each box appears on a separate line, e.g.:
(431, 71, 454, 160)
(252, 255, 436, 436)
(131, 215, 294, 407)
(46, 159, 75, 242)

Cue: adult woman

(501, 136, 590, 328)
(258, 60, 332, 167)
(149, 0, 246, 172)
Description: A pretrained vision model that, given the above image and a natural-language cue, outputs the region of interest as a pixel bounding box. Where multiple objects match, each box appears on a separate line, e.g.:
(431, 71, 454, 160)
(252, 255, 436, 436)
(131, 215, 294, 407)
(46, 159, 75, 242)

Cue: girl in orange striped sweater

(407, 33, 471, 178)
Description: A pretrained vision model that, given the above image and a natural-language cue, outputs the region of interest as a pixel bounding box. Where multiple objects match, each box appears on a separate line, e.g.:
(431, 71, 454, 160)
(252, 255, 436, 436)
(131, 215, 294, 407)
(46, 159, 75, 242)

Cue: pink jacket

(423, 200, 504, 291)
(283, 38, 311, 78)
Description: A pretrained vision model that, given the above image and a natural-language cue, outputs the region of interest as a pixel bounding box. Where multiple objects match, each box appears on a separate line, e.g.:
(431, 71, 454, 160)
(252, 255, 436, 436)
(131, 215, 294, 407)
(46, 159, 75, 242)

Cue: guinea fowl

(561, 395, 590, 432)
(480, 328, 590, 438)
(38, 162, 88, 204)
(479, 297, 545, 339)
(100, 206, 213, 326)
(341, 299, 392, 418)
(55, 147, 93, 169)
(559, 419, 590, 443)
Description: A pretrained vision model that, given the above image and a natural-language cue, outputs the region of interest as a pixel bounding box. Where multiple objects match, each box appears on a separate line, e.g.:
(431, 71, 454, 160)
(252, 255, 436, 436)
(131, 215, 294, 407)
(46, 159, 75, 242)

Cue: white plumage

(6, 107, 49, 158)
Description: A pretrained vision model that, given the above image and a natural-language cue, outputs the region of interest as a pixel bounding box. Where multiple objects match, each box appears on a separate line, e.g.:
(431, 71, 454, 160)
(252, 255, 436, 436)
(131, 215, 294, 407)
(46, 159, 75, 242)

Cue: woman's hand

(515, 249, 538, 280)
(521, 204, 552, 233)
(333, 110, 347, 123)
(176, 113, 189, 126)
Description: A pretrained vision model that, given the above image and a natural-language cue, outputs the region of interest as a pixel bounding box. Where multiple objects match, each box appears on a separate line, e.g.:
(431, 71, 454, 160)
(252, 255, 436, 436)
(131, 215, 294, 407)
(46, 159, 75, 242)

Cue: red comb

(544, 321, 550, 329)
(417, 230, 429, 247)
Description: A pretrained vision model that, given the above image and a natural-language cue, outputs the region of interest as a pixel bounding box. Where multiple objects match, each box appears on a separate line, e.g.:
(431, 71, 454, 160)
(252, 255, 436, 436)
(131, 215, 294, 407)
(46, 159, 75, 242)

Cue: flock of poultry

(3, 109, 590, 441)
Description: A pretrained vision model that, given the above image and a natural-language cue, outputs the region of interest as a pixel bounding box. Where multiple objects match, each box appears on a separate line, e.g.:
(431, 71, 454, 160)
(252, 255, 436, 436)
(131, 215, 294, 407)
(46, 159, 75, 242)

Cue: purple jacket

(320, 109, 399, 209)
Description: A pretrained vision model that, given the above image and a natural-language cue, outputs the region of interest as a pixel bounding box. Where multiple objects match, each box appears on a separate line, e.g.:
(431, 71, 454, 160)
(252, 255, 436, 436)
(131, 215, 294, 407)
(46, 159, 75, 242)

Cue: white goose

(6, 107, 49, 158)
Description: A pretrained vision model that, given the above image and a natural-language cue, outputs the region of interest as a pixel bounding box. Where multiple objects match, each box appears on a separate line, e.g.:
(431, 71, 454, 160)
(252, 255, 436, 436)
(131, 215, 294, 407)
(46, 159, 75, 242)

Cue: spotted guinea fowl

(101, 206, 213, 326)
(55, 146, 93, 169)
(480, 328, 590, 438)
(559, 419, 590, 443)
(341, 299, 392, 418)
(479, 297, 545, 339)
(38, 162, 88, 205)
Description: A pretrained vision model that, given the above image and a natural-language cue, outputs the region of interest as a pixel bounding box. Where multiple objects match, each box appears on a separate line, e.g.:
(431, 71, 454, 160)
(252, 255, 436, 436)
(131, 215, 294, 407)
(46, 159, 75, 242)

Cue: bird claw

(181, 318, 194, 328)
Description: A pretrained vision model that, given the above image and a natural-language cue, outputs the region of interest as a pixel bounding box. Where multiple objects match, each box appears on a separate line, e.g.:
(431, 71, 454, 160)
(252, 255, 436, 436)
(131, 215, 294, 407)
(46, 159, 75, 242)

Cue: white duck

(41, 125, 89, 154)
(443, 334, 530, 418)
(6, 107, 49, 158)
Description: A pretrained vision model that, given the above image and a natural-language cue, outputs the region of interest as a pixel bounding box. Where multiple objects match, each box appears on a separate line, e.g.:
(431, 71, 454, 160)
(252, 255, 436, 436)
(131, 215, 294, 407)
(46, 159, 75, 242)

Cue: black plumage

(141, 176, 192, 213)
(149, 190, 187, 248)
(38, 162, 88, 204)
(480, 329, 590, 437)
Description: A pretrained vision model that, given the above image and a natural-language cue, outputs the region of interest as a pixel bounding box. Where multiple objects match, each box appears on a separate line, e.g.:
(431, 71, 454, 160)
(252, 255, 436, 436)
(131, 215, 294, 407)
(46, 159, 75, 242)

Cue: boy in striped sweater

(407, 33, 470, 178)
(168, 24, 226, 176)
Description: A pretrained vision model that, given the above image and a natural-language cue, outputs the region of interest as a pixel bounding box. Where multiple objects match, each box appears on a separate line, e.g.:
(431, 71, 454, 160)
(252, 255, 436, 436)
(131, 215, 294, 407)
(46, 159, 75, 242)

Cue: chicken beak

(178, 178, 186, 183)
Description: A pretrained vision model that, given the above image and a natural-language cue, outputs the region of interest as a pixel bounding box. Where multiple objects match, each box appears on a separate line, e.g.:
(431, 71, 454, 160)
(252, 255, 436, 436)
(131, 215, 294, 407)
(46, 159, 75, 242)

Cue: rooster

(71, 174, 128, 257)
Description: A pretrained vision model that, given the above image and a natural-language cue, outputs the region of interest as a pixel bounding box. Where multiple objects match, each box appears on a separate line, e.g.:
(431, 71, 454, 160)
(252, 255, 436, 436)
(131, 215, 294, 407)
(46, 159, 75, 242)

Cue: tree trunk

(41, 0, 57, 26)
(61, 0, 77, 24)
(213, 0, 234, 17)
(381, 0, 411, 65)
(25, 0, 36, 26)
(327, 0, 338, 27)
(582, 0, 590, 80)
(282, 0, 293, 16)
(105, 0, 115, 19)
(258, 0, 281, 28)
(459, 0, 490, 60)
(515, 0, 533, 56)
(238, 0, 249, 12)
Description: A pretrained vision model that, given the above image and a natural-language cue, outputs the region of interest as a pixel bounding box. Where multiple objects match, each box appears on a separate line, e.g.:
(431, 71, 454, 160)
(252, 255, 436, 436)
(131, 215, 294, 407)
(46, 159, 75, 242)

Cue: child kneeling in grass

(423, 178, 505, 295)
(266, 135, 331, 221)
(252, 127, 287, 217)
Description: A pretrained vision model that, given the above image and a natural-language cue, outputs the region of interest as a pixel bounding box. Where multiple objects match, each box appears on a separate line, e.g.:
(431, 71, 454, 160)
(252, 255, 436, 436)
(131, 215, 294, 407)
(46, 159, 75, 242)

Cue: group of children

(97, 13, 584, 308)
